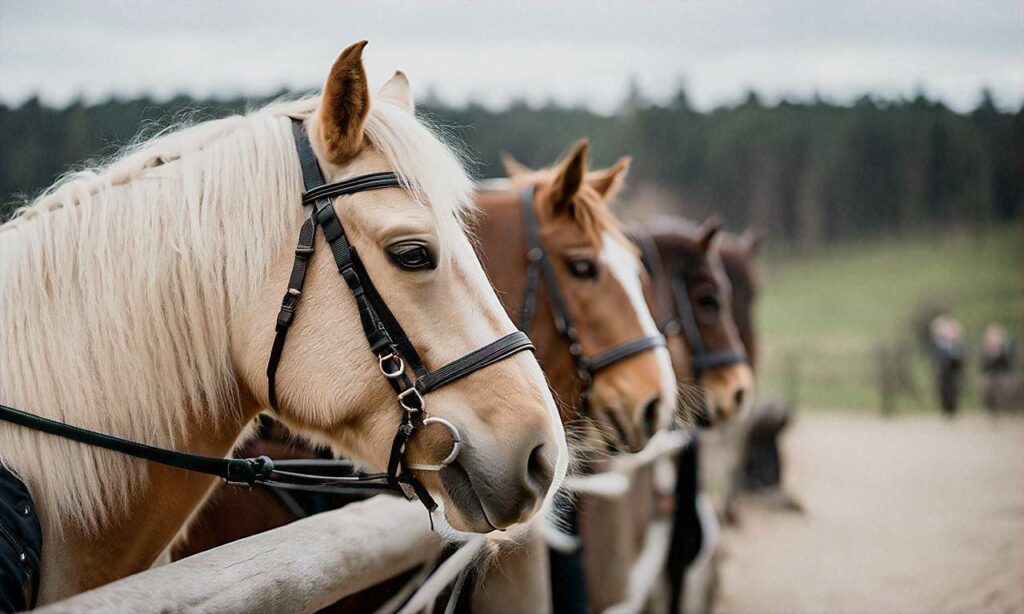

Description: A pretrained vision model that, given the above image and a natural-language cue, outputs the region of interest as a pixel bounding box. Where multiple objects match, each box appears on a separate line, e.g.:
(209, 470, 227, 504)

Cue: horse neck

(33, 393, 260, 604)
(473, 189, 580, 421)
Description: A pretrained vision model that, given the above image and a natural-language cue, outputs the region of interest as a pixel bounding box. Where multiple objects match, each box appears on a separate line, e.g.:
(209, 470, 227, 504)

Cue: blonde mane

(0, 95, 474, 534)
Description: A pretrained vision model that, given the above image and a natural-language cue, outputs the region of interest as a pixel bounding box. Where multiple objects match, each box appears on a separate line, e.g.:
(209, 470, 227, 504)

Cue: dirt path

(714, 412, 1024, 614)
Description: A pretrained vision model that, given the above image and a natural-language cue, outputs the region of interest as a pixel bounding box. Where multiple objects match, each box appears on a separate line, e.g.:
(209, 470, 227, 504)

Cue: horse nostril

(643, 397, 661, 437)
(734, 388, 746, 409)
(526, 443, 554, 495)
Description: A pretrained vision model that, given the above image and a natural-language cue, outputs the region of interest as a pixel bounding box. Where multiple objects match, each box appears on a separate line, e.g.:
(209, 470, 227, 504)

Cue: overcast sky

(1, 1, 1021, 113)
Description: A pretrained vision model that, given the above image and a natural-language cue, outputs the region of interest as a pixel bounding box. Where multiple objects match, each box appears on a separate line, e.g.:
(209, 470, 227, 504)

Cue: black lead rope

(0, 403, 275, 485)
(518, 185, 666, 407)
(0, 403, 403, 496)
(0, 118, 536, 522)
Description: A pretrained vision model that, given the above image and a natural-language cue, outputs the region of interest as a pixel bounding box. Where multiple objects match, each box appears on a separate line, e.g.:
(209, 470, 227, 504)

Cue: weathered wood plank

(38, 496, 443, 614)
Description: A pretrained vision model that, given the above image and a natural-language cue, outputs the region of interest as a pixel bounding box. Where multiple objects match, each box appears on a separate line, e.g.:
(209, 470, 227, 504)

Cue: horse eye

(387, 242, 435, 271)
(698, 294, 720, 313)
(567, 258, 598, 279)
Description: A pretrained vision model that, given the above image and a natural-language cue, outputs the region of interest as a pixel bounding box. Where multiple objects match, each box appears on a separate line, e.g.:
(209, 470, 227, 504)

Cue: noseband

(518, 185, 666, 408)
(0, 119, 535, 517)
(632, 233, 747, 375)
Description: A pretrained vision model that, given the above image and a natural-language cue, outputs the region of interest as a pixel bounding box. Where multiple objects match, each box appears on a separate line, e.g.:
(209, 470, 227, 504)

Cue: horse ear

(501, 153, 533, 178)
(315, 41, 371, 165)
(546, 140, 589, 217)
(378, 70, 414, 114)
(696, 215, 723, 252)
(741, 227, 763, 255)
(588, 156, 631, 201)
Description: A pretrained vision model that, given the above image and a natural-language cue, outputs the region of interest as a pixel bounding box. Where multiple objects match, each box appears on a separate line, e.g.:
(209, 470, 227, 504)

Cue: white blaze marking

(600, 233, 678, 426)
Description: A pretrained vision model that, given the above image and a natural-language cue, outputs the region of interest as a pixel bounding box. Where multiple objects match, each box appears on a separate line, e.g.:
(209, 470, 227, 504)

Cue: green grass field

(755, 223, 1023, 412)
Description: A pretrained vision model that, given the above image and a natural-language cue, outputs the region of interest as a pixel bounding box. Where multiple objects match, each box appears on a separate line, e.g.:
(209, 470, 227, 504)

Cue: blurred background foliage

(2, 87, 1020, 240)
(1, 87, 1020, 412)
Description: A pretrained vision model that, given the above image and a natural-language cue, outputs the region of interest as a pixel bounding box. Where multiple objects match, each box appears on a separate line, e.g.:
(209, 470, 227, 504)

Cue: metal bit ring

(406, 417, 462, 472)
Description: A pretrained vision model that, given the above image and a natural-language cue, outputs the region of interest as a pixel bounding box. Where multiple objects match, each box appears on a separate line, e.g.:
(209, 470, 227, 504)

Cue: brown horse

(174, 142, 675, 611)
(479, 143, 676, 452)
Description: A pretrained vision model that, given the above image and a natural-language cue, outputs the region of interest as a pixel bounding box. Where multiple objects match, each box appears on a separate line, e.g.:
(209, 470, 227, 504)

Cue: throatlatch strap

(520, 186, 544, 334)
(267, 214, 318, 410)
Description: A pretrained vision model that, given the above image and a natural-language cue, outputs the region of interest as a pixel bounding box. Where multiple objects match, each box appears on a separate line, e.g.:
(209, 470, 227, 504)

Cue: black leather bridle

(518, 185, 666, 409)
(0, 119, 535, 516)
(632, 232, 747, 376)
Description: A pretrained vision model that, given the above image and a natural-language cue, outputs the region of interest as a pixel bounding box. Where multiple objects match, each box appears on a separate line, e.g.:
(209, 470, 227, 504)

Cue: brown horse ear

(378, 70, 414, 114)
(696, 215, 723, 252)
(501, 153, 533, 178)
(588, 156, 631, 201)
(741, 227, 763, 255)
(315, 41, 371, 165)
(546, 140, 589, 217)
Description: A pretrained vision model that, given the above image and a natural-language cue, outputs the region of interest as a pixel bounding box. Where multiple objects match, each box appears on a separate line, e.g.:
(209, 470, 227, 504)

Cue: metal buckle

(406, 417, 462, 471)
(378, 352, 405, 379)
(398, 387, 424, 413)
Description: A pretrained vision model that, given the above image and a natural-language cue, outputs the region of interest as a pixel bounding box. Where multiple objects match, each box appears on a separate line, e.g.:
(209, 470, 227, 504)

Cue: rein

(518, 185, 666, 408)
(0, 119, 535, 518)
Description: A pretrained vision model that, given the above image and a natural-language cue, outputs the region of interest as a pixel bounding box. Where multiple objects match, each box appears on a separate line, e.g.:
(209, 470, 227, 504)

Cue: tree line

(1, 89, 1019, 244)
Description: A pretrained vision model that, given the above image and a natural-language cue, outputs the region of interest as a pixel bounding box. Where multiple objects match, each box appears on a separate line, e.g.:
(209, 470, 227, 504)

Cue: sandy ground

(714, 412, 1024, 614)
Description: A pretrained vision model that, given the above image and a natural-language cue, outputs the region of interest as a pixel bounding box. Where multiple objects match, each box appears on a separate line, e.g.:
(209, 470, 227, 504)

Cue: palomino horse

(174, 141, 676, 612)
(0, 42, 567, 605)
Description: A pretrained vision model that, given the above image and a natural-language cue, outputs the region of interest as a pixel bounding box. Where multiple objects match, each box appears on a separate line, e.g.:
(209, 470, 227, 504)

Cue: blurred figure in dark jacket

(930, 315, 966, 416)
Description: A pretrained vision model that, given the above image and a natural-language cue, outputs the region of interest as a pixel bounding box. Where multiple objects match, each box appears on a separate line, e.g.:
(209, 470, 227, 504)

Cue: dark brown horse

(639, 218, 755, 423)
(174, 141, 676, 612)
(575, 218, 758, 611)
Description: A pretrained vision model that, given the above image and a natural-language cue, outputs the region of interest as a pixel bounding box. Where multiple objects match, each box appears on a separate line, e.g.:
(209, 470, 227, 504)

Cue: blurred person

(930, 315, 966, 415)
(980, 324, 1023, 413)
